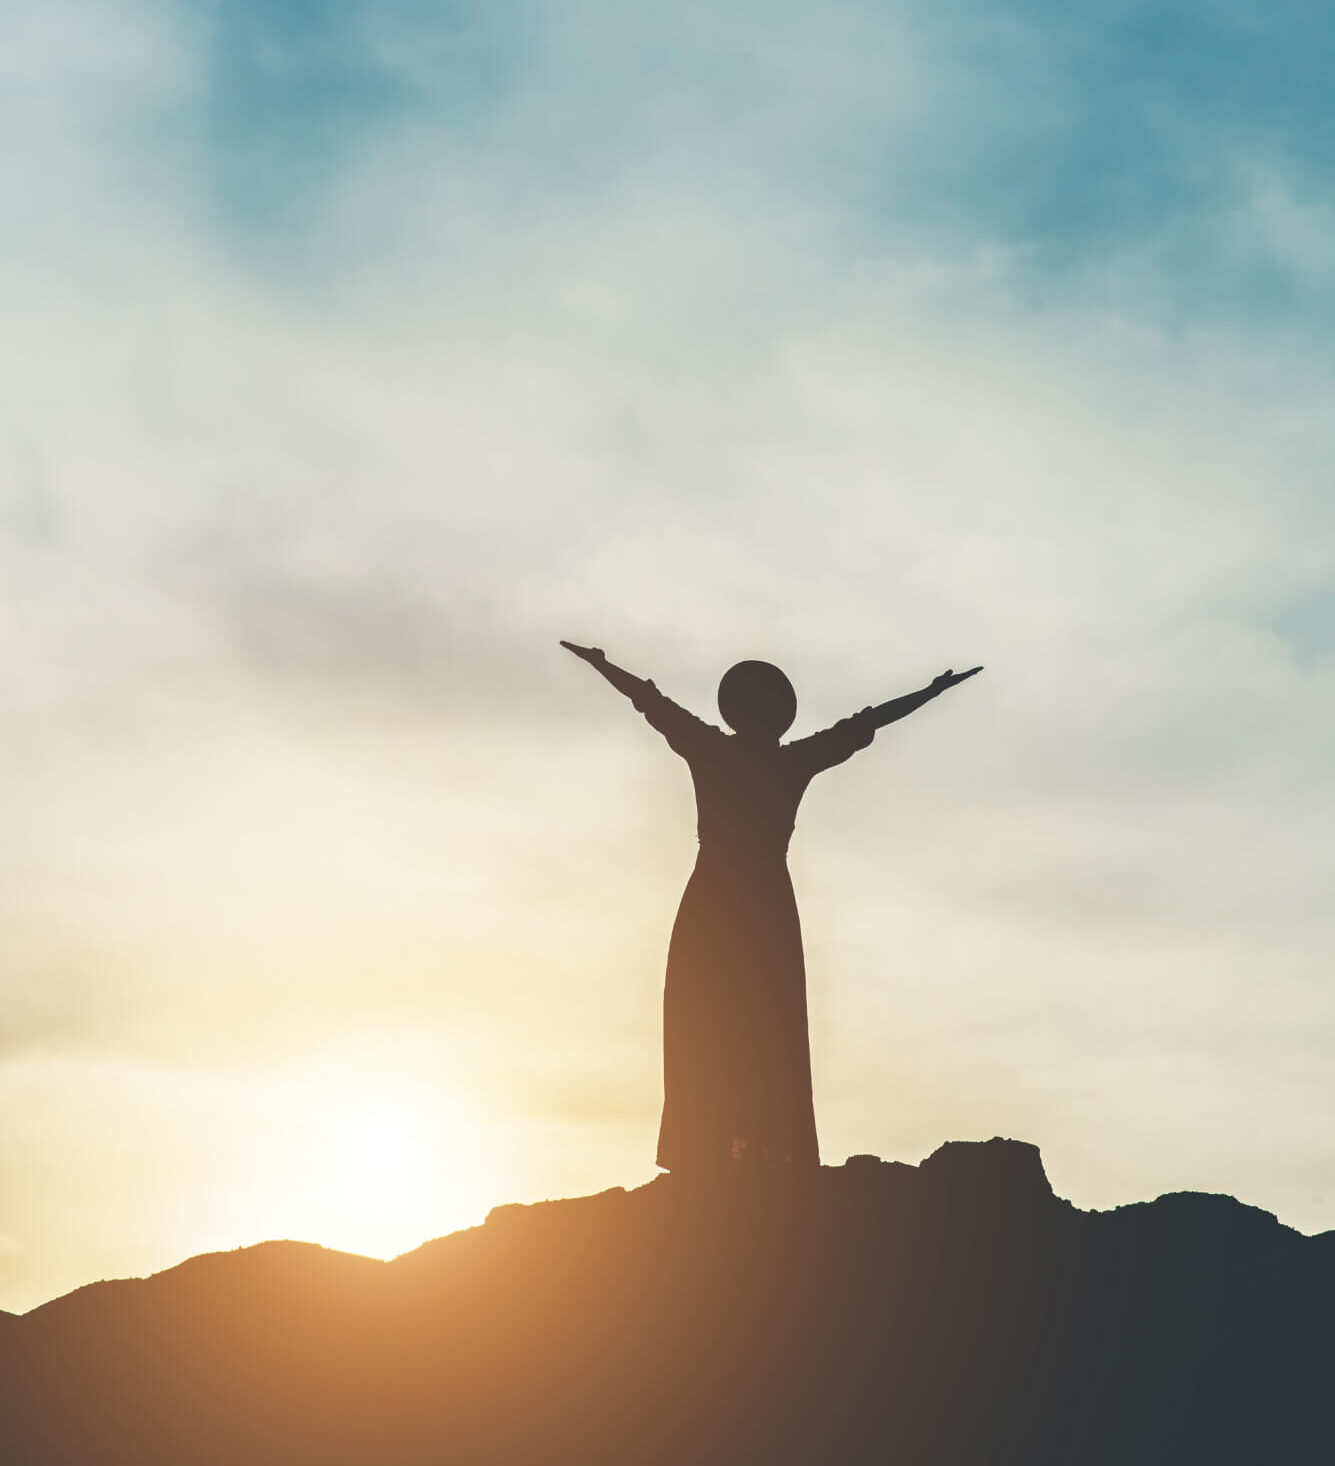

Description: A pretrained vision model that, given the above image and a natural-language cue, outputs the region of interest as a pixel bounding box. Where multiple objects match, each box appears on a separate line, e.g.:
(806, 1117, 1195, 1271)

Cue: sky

(3, 0, 1334, 1312)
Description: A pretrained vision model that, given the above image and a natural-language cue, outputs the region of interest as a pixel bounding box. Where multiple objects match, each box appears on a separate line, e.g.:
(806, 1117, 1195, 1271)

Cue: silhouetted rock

(1, 1139, 1328, 1465)
(919, 1135, 1055, 1207)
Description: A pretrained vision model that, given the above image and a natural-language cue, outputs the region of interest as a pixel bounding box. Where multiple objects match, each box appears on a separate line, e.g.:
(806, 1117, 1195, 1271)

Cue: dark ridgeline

(560, 642, 981, 1173)
(1, 1141, 1330, 1465)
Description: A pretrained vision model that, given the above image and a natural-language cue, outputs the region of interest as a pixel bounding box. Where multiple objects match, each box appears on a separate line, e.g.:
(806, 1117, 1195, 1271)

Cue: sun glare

(237, 1080, 494, 1260)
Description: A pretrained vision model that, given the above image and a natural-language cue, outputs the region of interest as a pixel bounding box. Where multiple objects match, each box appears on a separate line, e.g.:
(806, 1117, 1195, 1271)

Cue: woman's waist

(693, 833, 793, 864)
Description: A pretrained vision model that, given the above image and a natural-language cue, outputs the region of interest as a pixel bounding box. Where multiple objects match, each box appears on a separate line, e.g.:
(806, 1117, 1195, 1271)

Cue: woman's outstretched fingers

(561, 641, 607, 665)
(934, 665, 983, 691)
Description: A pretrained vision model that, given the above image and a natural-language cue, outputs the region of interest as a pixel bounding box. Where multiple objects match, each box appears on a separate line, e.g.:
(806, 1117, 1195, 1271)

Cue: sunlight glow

(236, 1081, 494, 1260)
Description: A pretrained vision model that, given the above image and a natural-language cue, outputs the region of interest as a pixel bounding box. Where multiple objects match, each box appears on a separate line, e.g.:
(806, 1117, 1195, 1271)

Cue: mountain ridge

(3, 1138, 1329, 1465)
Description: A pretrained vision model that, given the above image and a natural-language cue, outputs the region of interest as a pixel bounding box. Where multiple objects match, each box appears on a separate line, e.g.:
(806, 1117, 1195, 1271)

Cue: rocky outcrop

(1, 1139, 1329, 1465)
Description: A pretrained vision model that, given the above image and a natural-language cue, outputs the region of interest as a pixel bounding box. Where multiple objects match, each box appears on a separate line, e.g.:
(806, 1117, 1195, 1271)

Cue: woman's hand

(560, 640, 607, 665)
(930, 666, 983, 693)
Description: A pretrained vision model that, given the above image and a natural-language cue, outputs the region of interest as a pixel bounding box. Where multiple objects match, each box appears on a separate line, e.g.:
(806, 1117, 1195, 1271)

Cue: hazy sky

(4, 0, 1334, 1311)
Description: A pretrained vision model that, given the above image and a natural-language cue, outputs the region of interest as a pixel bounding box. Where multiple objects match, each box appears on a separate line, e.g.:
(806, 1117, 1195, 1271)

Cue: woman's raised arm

(560, 640, 653, 701)
(561, 641, 716, 759)
(867, 666, 983, 729)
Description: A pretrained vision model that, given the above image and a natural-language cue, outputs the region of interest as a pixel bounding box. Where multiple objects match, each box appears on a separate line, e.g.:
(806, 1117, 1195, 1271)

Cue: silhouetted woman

(562, 642, 981, 1174)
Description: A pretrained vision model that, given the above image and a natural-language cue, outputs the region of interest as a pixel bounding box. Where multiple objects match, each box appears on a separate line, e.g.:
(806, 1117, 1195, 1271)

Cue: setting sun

(229, 1077, 494, 1261)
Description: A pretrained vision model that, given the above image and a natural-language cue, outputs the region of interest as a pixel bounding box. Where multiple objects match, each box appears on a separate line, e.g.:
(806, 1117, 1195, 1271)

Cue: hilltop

(2, 1139, 1330, 1465)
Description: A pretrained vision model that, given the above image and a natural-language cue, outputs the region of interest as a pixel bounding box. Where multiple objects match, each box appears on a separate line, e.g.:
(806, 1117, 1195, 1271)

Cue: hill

(2, 1139, 1330, 1465)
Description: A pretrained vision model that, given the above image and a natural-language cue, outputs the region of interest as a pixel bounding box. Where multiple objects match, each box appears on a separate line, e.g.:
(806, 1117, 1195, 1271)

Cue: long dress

(633, 681, 876, 1172)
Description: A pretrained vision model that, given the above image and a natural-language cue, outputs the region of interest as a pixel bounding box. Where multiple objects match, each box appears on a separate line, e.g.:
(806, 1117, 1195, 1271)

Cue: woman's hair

(717, 660, 797, 739)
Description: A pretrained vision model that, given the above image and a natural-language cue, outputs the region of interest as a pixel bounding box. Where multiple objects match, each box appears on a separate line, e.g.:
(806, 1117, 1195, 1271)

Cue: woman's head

(718, 660, 797, 740)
